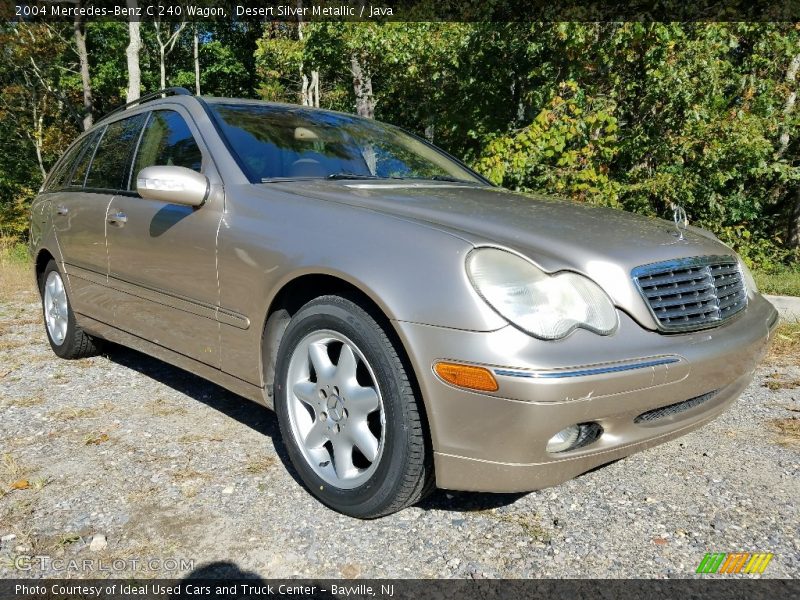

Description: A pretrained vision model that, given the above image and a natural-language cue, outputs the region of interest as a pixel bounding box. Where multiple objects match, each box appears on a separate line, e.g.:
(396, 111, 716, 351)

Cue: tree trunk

(160, 46, 166, 89)
(789, 188, 800, 248)
(73, 5, 92, 130)
(193, 24, 200, 95)
(125, 0, 141, 102)
(154, 20, 186, 91)
(301, 73, 309, 105)
(351, 55, 375, 118)
(294, 2, 319, 107)
(297, 2, 309, 106)
(31, 92, 47, 179)
(777, 53, 800, 159)
(779, 52, 800, 247)
(311, 70, 319, 107)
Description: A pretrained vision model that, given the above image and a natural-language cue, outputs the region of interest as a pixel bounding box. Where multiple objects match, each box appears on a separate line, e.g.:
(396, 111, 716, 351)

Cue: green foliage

(1, 20, 799, 275)
(0, 236, 29, 265)
(717, 225, 798, 271)
(754, 268, 800, 297)
(0, 21, 262, 244)
(174, 39, 251, 97)
(254, 23, 305, 103)
(474, 81, 621, 206)
(0, 181, 35, 240)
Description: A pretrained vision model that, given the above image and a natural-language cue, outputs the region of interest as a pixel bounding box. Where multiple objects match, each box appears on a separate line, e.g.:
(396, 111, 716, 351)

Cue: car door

(50, 128, 118, 324)
(105, 107, 223, 367)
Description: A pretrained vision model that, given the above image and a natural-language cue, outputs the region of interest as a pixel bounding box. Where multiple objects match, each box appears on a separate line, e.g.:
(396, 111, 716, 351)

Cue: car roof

(198, 96, 378, 121)
(94, 95, 375, 132)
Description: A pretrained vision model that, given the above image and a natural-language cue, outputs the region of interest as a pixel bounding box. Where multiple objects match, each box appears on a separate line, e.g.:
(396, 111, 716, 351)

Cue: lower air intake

(634, 390, 718, 424)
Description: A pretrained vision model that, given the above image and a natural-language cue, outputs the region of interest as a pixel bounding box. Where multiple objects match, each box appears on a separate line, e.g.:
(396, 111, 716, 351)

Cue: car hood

(263, 180, 738, 328)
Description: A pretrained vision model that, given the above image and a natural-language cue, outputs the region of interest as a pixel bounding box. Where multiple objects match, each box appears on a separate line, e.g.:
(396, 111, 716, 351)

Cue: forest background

(1, 17, 799, 292)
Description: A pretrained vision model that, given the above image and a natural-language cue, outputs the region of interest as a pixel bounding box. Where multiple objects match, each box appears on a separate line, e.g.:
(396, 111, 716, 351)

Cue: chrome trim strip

(767, 310, 779, 331)
(494, 357, 680, 379)
(345, 183, 471, 189)
(631, 254, 737, 277)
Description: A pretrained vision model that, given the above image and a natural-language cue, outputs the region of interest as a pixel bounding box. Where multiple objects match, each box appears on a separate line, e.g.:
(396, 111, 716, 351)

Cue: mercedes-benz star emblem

(670, 202, 688, 240)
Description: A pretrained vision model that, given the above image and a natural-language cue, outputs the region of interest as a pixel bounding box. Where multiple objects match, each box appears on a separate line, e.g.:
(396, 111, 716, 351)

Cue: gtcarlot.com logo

(14, 555, 194, 573)
(696, 552, 774, 574)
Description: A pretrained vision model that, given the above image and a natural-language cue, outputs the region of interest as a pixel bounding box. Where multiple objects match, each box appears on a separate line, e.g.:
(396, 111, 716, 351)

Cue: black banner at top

(4, 0, 800, 22)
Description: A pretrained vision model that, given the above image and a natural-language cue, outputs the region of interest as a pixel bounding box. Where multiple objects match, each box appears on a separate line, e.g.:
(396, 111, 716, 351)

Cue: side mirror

(136, 166, 209, 207)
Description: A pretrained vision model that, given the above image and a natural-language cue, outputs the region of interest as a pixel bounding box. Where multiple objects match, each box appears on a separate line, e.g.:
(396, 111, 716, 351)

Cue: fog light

(546, 425, 581, 453)
(546, 423, 603, 453)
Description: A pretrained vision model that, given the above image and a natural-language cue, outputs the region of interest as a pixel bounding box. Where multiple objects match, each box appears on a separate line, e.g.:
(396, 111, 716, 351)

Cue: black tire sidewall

(274, 298, 417, 518)
(39, 260, 81, 358)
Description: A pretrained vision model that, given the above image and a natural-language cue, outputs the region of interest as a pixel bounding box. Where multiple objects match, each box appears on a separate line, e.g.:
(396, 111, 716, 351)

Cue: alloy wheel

(44, 271, 68, 346)
(285, 330, 386, 489)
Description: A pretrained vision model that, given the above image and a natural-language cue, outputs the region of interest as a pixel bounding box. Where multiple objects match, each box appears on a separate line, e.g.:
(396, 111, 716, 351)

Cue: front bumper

(394, 294, 779, 493)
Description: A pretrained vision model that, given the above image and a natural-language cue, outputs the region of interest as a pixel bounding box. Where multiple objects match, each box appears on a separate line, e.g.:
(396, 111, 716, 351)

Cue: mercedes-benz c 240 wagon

(30, 88, 778, 518)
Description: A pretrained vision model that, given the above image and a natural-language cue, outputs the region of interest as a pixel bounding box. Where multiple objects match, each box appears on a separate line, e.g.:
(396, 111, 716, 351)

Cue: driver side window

(131, 110, 203, 189)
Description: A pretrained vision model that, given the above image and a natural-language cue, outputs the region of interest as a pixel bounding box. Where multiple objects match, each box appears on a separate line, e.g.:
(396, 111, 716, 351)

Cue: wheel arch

(34, 248, 56, 292)
(260, 273, 428, 432)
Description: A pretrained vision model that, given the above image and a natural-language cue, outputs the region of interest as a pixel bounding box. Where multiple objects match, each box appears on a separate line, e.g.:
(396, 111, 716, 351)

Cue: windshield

(209, 103, 484, 184)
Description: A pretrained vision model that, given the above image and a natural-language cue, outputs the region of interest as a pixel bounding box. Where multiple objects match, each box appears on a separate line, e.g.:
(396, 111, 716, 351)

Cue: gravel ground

(0, 289, 798, 580)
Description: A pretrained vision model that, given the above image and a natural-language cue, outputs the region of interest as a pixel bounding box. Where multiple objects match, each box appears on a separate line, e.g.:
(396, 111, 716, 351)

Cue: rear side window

(85, 113, 147, 191)
(45, 134, 93, 191)
(68, 131, 101, 188)
(132, 110, 202, 183)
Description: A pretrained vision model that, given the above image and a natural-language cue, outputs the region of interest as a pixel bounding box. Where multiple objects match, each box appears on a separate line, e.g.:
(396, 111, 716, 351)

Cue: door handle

(108, 211, 128, 226)
(56, 204, 68, 215)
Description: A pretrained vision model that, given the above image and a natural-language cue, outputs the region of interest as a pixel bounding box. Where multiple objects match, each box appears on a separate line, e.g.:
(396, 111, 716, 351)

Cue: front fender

(215, 186, 506, 387)
(219, 185, 506, 335)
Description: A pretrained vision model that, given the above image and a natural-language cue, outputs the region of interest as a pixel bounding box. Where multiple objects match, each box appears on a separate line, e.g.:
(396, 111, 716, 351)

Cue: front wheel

(274, 295, 433, 518)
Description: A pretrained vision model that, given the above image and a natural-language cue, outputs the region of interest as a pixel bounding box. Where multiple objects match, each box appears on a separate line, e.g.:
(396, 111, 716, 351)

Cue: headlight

(467, 248, 618, 340)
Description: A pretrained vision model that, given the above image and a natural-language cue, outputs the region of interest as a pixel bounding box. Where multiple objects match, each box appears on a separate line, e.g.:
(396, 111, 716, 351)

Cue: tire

(274, 295, 433, 518)
(39, 260, 100, 359)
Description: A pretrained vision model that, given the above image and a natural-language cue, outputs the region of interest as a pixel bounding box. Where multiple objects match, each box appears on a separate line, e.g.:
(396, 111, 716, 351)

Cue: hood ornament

(670, 202, 688, 240)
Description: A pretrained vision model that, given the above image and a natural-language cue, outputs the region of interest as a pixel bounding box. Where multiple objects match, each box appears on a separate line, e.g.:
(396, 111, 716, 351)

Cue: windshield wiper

(386, 175, 471, 183)
(260, 174, 379, 183)
(428, 175, 470, 183)
(327, 173, 379, 180)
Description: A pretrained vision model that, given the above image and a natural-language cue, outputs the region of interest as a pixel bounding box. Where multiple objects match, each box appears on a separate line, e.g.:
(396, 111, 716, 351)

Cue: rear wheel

(274, 295, 433, 518)
(39, 260, 100, 359)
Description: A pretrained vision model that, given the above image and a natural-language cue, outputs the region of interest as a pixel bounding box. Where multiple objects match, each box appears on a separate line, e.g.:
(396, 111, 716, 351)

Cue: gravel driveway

(1, 288, 798, 579)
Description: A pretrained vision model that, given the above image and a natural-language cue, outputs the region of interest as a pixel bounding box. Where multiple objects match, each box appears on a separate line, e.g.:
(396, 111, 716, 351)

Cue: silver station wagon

(30, 88, 778, 518)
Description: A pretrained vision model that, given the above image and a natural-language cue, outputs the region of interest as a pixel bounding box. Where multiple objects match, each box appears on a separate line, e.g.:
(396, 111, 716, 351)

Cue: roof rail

(99, 87, 193, 123)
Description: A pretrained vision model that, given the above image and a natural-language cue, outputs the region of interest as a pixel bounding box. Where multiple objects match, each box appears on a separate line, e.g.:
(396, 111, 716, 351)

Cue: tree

(778, 51, 800, 246)
(193, 23, 200, 95)
(153, 18, 186, 89)
(0, 22, 81, 236)
(350, 54, 374, 118)
(73, 2, 92, 129)
(125, 0, 141, 101)
(176, 22, 258, 98)
(0, 20, 798, 266)
(297, 2, 319, 107)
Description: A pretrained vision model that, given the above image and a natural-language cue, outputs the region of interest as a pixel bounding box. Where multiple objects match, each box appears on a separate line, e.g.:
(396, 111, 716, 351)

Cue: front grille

(634, 390, 718, 424)
(632, 255, 747, 332)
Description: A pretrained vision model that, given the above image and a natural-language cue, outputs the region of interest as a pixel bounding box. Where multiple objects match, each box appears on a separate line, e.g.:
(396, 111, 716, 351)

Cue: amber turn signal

(434, 362, 499, 392)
